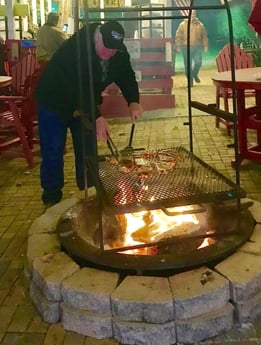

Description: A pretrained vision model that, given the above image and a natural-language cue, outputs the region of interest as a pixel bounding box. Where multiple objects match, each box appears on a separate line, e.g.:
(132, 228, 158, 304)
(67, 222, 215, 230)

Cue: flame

(197, 237, 216, 249)
(120, 206, 200, 250)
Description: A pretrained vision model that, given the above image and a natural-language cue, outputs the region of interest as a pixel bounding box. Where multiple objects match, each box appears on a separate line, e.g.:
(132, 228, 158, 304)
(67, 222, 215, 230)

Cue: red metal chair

(0, 98, 34, 168)
(215, 44, 255, 135)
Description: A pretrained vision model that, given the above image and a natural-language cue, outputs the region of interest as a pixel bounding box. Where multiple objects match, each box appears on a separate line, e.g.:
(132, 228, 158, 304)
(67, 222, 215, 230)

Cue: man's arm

(201, 24, 209, 53)
(113, 50, 140, 104)
(175, 21, 185, 53)
(112, 50, 143, 121)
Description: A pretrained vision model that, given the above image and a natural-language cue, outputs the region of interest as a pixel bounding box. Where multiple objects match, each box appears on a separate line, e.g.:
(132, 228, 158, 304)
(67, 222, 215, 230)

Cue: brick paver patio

(1, 67, 261, 344)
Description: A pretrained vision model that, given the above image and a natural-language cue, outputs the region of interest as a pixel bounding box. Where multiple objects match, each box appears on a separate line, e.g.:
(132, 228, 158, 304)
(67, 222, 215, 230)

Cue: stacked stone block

(170, 266, 233, 343)
(215, 200, 261, 324)
(215, 227, 261, 323)
(61, 267, 119, 338)
(111, 276, 176, 345)
(30, 252, 79, 323)
(26, 198, 81, 323)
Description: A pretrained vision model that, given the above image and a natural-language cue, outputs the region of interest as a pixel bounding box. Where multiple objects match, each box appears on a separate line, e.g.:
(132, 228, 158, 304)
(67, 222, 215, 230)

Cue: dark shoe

(194, 76, 201, 83)
(42, 190, 62, 206)
(44, 201, 59, 211)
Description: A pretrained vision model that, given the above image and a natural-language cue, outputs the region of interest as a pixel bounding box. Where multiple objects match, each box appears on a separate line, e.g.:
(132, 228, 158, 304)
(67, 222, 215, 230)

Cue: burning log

(153, 222, 200, 242)
(131, 222, 160, 243)
(130, 211, 157, 242)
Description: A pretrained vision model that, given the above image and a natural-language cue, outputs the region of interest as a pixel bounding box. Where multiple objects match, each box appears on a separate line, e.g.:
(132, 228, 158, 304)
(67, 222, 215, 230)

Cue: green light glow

(217, 3, 256, 45)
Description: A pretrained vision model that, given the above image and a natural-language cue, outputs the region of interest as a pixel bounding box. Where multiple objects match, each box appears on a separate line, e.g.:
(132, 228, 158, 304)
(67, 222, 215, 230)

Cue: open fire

(111, 206, 216, 255)
(109, 152, 219, 255)
(57, 197, 255, 271)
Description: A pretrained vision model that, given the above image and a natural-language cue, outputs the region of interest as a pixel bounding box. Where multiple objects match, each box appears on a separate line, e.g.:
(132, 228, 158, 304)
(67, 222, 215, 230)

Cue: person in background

(36, 12, 67, 66)
(175, 10, 208, 86)
(35, 21, 143, 207)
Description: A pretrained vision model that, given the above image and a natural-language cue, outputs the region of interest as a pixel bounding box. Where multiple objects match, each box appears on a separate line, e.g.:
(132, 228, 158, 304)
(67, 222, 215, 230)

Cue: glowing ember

(121, 247, 159, 256)
(115, 181, 136, 205)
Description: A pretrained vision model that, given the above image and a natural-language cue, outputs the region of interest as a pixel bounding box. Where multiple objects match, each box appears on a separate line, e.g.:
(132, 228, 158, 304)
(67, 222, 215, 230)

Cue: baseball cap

(100, 21, 125, 51)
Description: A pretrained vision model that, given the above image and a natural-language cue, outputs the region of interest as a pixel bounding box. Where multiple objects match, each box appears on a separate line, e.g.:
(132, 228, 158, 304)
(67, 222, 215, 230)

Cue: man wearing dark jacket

(35, 21, 143, 206)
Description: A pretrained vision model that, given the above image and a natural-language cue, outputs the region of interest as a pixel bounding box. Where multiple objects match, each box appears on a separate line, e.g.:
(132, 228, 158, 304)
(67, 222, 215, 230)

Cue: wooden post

(59, 0, 72, 29)
(73, 0, 79, 31)
(31, 0, 37, 25)
(40, 0, 45, 26)
(7, 0, 15, 39)
(165, 0, 171, 38)
(47, 0, 52, 12)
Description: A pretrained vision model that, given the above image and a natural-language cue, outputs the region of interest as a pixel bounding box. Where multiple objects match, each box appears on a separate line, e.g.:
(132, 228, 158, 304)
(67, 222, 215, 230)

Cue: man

(175, 10, 208, 86)
(36, 12, 67, 64)
(35, 21, 143, 206)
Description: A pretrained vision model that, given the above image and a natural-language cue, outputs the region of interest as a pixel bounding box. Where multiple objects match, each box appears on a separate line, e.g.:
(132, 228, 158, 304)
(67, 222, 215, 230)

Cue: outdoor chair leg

(9, 100, 34, 168)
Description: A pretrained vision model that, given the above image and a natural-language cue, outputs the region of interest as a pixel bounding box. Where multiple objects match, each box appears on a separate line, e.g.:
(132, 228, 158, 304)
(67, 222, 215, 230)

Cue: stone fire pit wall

(25, 197, 261, 345)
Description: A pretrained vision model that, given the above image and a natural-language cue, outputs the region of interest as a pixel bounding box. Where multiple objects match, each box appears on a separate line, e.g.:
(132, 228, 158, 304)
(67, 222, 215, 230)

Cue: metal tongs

(107, 135, 119, 161)
(121, 123, 144, 155)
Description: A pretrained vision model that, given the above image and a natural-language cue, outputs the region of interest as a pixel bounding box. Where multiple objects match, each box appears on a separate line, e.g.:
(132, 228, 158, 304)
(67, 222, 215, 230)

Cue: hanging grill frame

(69, 0, 251, 269)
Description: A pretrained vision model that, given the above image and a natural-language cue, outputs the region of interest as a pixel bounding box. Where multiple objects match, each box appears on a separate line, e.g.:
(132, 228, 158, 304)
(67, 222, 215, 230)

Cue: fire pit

(57, 146, 254, 272)
(27, 195, 261, 344)
(57, 198, 254, 272)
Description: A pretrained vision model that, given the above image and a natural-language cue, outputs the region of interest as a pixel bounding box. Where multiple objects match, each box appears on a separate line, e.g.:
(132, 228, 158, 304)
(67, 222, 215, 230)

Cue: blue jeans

(181, 45, 203, 80)
(38, 106, 95, 204)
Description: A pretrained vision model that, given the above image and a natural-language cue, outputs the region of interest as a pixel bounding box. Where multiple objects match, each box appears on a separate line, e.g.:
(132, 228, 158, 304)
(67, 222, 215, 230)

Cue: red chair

(9, 54, 39, 96)
(20, 69, 41, 149)
(215, 44, 255, 135)
(0, 71, 39, 168)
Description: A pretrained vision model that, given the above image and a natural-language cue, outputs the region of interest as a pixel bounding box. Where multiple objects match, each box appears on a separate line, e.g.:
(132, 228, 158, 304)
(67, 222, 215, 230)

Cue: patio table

(0, 76, 12, 88)
(212, 67, 261, 165)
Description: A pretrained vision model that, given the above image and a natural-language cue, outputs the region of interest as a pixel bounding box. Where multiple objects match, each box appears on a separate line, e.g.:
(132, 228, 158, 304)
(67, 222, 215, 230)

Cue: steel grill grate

(99, 146, 246, 213)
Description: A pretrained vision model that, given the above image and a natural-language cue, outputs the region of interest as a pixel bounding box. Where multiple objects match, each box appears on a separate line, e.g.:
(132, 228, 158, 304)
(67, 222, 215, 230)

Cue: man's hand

(96, 116, 110, 142)
(73, 109, 80, 118)
(129, 102, 143, 122)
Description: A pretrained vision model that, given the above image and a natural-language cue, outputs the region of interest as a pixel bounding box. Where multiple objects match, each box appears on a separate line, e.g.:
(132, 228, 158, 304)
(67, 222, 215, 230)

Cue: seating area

(0, 88, 34, 168)
(0, 42, 40, 168)
(215, 43, 255, 135)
